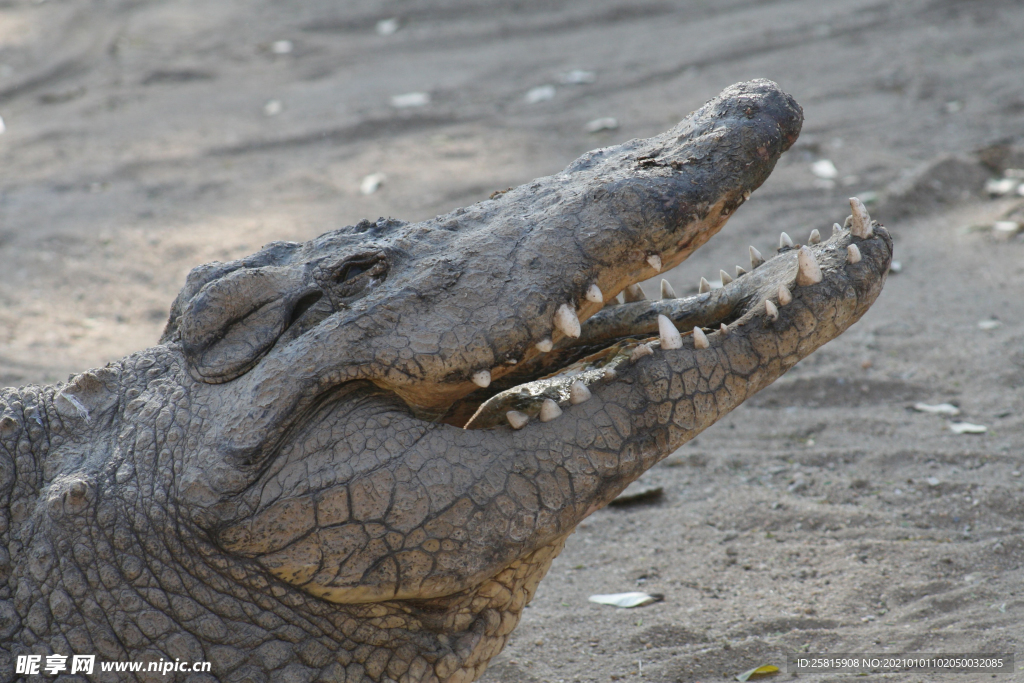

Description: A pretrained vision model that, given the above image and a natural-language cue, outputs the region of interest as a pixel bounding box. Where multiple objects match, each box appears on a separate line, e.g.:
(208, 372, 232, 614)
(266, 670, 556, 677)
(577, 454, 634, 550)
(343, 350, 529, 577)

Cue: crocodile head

(10, 80, 890, 682)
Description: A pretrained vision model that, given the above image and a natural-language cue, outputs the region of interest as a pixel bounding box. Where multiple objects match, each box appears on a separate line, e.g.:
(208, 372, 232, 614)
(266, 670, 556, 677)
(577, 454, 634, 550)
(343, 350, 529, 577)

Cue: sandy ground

(2, 0, 1024, 681)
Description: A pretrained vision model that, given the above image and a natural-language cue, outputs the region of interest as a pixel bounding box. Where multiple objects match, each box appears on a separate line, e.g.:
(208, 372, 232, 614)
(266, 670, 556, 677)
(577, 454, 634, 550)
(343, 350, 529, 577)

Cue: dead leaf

(588, 592, 664, 608)
(736, 664, 780, 681)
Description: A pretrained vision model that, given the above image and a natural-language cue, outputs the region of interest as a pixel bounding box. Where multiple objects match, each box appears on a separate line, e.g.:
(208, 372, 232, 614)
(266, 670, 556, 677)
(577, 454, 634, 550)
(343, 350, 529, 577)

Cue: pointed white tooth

(658, 314, 683, 350)
(506, 410, 529, 429)
(471, 369, 491, 388)
(630, 343, 654, 362)
(554, 303, 581, 338)
(539, 398, 563, 422)
(735, 265, 747, 277)
(847, 244, 862, 264)
(719, 269, 733, 285)
(719, 323, 729, 335)
(698, 277, 711, 294)
(692, 327, 709, 349)
(660, 279, 677, 299)
(796, 245, 823, 286)
(535, 338, 554, 353)
(833, 222, 842, 236)
(780, 232, 794, 249)
(844, 216, 853, 228)
(778, 285, 792, 306)
(585, 283, 604, 303)
(808, 229, 821, 245)
(603, 367, 618, 380)
(569, 380, 592, 404)
(623, 283, 646, 302)
(849, 197, 873, 238)
(749, 246, 764, 268)
(647, 254, 662, 272)
(765, 299, 779, 321)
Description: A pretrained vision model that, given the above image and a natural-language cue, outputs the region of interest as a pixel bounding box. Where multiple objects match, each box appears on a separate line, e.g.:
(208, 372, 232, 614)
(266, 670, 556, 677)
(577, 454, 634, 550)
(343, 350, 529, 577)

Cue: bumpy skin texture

(0, 80, 891, 682)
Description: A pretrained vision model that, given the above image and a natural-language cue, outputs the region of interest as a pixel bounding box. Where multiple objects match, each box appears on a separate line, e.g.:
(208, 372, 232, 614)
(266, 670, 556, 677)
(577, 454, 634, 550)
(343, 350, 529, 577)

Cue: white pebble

(360, 173, 386, 195)
(391, 92, 430, 108)
(585, 117, 618, 133)
(811, 159, 838, 179)
(376, 18, 400, 36)
(525, 85, 556, 104)
(560, 70, 596, 84)
(263, 99, 283, 116)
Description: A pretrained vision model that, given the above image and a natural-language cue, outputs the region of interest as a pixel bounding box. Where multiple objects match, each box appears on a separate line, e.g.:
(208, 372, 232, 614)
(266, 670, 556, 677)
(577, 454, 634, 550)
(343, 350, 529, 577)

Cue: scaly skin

(0, 80, 890, 682)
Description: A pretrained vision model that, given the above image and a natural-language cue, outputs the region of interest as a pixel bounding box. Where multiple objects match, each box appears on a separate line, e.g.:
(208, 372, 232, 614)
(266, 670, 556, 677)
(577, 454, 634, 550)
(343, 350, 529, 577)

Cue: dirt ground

(2, 0, 1024, 681)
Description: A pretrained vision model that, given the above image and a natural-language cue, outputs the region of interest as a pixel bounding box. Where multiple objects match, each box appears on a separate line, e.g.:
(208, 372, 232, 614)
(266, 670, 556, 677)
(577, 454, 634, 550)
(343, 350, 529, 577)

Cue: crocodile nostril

(288, 291, 324, 329)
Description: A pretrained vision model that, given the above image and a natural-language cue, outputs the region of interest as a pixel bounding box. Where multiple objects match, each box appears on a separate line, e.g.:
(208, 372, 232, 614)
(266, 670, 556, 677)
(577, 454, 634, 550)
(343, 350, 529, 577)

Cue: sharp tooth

(539, 398, 563, 422)
(554, 304, 581, 338)
(569, 381, 592, 404)
(535, 338, 553, 353)
(843, 215, 853, 229)
(698, 277, 711, 294)
(778, 285, 792, 306)
(847, 244, 862, 264)
(765, 299, 779, 321)
(623, 283, 647, 302)
(630, 343, 654, 362)
(585, 284, 604, 303)
(808, 229, 821, 245)
(472, 370, 491, 388)
(603, 367, 618, 380)
(647, 254, 663, 272)
(658, 314, 683, 350)
(719, 269, 733, 285)
(796, 246, 823, 286)
(719, 323, 729, 335)
(735, 265, 747, 277)
(750, 246, 764, 269)
(780, 232, 794, 249)
(692, 327, 709, 349)
(660, 279, 677, 299)
(849, 197, 873, 238)
(506, 410, 529, 429)
(833, 222, 842, 236)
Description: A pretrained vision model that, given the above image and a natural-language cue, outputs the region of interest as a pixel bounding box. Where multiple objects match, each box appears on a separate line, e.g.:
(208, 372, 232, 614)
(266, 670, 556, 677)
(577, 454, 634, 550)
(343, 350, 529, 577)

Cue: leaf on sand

(949, 422, 987, 434)
(736, 664, 780, 681)
(912, 402, 960, 416)
(588, 592, 664, 608)
(608, 485, 664, 507)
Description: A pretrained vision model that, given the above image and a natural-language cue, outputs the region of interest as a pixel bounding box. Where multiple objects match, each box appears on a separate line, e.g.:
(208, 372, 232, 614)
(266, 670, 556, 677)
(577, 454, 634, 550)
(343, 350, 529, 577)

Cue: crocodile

(0, 80, 891, 682)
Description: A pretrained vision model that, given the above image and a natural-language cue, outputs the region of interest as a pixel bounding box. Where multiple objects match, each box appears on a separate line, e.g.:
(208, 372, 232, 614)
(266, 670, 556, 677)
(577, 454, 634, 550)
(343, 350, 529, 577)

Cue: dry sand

(1, 0, 1023, 681)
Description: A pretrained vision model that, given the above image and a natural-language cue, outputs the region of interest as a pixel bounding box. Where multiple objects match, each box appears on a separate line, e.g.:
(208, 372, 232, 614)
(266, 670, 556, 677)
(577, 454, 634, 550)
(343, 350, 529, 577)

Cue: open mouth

(188, 83, 891, 621)
(451, 198, 890, 430)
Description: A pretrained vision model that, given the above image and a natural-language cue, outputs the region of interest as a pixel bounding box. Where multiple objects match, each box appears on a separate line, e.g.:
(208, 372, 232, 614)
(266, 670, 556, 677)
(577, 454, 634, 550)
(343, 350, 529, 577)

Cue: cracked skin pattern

(0, 80, 891, 682)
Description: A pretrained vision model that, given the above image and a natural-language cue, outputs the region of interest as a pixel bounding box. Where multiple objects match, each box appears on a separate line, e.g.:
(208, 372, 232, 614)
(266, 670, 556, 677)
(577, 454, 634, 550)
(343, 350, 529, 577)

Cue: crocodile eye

(315, 251, 390, 306)
(342, 265, 364, 280)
